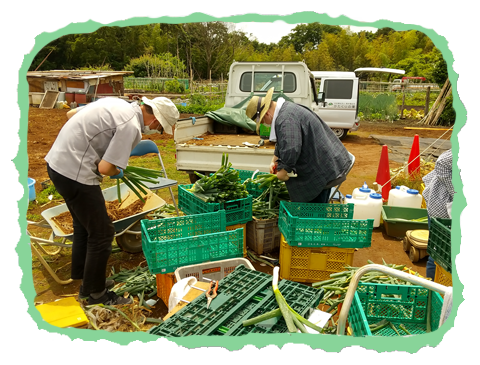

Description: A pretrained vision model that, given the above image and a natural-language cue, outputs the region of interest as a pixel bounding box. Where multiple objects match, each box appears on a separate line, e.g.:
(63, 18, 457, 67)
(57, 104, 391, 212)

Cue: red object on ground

(408, 134, 421, 176)
(376, 145, 391, 201)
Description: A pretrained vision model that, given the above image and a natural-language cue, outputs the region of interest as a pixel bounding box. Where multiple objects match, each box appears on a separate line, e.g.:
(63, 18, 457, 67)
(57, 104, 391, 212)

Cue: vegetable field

(26, 106, 451, 322)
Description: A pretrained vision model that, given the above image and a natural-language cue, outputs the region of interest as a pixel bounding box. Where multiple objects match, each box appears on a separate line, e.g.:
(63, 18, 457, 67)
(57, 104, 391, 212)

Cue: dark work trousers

(47, 164, 114, 295)
(308, 188, 331, 204)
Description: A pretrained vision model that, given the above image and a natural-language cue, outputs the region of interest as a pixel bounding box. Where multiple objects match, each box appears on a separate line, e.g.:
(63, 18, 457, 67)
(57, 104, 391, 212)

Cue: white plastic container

(345, 193, 383, 228)
(352, 182, 374, 200)
(388, 186, 422, 209)
(388, 185, 408, 206)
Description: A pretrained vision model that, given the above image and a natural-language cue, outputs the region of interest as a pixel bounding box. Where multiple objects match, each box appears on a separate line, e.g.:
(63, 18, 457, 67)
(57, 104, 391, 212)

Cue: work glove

(110, 167, 124, 179)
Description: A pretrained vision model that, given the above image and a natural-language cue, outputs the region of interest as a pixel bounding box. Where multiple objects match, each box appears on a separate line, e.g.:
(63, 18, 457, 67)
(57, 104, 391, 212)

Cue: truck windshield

(240, 72, 297, 93)
(323, 79, 354, 99)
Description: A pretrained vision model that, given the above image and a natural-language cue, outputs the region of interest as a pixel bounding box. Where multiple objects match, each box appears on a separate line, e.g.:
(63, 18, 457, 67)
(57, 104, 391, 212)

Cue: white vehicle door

(312, 76, 358, 129)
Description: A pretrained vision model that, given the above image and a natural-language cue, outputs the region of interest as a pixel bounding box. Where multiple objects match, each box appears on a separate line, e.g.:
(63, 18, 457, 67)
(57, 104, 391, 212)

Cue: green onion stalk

(242, 267, 324, 334)
(114, 165, 163, 203)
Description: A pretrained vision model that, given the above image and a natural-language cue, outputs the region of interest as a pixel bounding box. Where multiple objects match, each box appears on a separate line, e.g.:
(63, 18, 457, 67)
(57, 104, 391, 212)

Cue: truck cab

(226, 62, 405, 140)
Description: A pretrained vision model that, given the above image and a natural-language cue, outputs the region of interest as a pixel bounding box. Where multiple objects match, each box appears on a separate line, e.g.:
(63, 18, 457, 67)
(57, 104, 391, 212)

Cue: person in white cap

(44, 96, 179, 305)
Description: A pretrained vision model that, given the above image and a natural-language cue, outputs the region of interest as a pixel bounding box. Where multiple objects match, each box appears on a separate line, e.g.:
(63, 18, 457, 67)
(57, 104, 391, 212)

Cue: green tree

(431, 49, 449, 86)
(278, 23, 342, 53)
(185, 22, 231, 80)
(124, 53, 187, 78)
(304, 42, 335, 71)
(29, 34, 76, 71)
(66, 26, 151, 70)
(352, 32, 372, 69)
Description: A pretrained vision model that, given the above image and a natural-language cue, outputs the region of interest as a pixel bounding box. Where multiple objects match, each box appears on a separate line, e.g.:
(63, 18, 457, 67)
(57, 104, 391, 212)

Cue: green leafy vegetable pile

(188, 153, 249, 203)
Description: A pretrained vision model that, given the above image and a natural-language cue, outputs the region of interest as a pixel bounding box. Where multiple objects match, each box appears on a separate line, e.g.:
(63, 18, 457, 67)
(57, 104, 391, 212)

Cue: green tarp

(204, 92, 294, 132)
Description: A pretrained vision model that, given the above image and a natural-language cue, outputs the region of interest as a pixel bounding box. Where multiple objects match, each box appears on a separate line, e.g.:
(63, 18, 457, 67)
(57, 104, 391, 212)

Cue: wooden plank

(404, 127, 452, 131)
(66, 80, 85, 88)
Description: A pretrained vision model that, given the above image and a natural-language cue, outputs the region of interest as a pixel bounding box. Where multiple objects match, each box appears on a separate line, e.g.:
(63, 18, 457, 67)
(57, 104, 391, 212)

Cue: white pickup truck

(174, 61, 404, 182)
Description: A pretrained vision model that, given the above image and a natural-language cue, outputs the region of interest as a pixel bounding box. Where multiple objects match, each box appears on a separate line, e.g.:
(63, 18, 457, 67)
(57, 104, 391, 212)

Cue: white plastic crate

(174, 258, 255, 282)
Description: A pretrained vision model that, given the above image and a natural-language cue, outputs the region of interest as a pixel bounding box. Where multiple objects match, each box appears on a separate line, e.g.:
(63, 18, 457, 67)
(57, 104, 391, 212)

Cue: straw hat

(142, 96, 180, 135)
(245, 87, 274, 134)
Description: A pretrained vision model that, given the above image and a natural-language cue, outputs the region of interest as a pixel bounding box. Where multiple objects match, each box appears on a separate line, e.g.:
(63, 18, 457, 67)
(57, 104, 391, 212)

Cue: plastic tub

(28, 178, 36, 201)
(381, 206, 429, 238)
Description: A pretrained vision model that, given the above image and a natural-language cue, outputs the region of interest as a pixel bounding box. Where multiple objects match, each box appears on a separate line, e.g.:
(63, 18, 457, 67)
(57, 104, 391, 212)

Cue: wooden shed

(26, 70, 134, 107)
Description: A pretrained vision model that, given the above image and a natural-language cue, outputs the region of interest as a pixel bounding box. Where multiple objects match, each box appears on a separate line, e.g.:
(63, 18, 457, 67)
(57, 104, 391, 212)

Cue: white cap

(142, 97, 180, 135)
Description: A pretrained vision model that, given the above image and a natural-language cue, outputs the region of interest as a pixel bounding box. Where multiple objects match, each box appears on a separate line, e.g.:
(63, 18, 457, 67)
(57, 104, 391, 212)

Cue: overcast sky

(234, 21, 377, 44)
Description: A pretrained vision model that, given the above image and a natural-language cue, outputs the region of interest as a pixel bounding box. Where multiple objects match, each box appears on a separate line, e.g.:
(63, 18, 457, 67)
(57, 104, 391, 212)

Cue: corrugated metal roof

(26, 70, 134, 79)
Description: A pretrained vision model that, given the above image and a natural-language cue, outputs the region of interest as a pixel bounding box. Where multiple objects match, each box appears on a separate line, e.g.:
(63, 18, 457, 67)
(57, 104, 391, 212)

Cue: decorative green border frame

(17, 11, 464, 351)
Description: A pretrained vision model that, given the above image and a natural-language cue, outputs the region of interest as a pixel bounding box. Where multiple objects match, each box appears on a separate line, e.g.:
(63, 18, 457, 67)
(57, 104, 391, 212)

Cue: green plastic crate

(238, 169, 268, 199)
(278, 201, 373, 248)
(381, 206, 429, 238)
(141, 211, 244, 274)
(178, 184, 253, 225)
(427, 218, 452, 273)
(148, 264, 324, 337)
(348, 282, 443, 337)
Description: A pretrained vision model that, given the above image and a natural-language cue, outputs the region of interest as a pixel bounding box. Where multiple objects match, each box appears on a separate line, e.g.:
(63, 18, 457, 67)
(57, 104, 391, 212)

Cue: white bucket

(345, 193, 383, 228)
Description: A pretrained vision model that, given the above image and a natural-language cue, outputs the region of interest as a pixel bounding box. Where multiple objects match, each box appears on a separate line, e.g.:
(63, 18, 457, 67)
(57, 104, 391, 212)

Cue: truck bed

(174, 116, 276, 175)
(181, 132, 276, 149)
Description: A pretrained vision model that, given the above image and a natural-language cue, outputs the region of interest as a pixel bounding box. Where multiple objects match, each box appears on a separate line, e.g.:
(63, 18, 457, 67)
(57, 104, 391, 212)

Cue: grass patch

(389, 159, 435, 191)
(27, 213, 42, 222)
(34, 184, 63, 205)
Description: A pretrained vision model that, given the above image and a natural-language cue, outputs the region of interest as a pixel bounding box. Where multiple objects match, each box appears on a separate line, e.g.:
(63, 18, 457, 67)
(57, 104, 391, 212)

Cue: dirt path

(26, 107, 452, 320)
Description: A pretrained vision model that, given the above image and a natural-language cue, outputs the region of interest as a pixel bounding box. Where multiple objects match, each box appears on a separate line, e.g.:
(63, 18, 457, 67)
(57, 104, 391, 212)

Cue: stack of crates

(141, 210, 244, 306)
(278, 201, 374, 283)
(148, 264, 324, 337)
(238, 169, 283, 255)
(348, 282, 443, 337)
(427, 217, 453, 287)
(178, 183, 253, 257)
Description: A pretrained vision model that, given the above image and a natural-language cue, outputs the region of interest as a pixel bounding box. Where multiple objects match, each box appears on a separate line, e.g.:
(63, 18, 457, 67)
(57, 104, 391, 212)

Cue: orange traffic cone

(376, 145, 391, 201)
(408, 134, 421, 176)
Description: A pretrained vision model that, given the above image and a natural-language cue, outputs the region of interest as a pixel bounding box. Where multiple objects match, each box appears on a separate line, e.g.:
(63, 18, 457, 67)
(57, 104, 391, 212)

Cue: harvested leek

(399, 324, 412, 335)
(246, 174, 290, 219)
(188, 153, 249, 203)
(242, 267, 324, 334)
(115, 165, 163, 203)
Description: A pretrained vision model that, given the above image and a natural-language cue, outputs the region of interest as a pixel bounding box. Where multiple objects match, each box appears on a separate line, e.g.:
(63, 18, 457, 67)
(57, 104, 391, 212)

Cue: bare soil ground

(26, 106, 452, 323)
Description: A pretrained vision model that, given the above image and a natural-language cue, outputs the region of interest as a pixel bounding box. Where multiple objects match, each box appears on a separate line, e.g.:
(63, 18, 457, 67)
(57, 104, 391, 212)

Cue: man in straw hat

(45, 96, 179, 306)
(246, 87, 351, 203)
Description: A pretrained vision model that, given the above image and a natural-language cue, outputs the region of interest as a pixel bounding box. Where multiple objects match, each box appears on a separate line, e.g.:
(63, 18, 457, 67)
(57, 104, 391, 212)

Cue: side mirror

(318, 92, 325, 102)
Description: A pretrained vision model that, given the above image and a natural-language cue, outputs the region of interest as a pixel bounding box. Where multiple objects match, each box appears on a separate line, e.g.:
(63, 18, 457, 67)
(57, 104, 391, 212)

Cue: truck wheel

(189, 172, 210, 184)
(331, 128, 348, 140)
